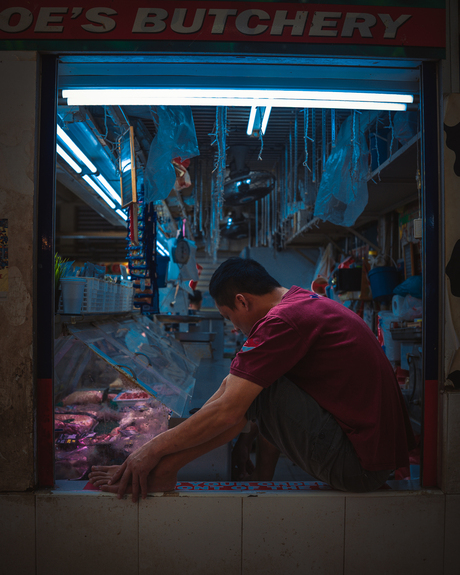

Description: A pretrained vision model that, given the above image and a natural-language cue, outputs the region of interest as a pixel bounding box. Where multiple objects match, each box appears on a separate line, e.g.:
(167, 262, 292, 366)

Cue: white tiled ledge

(2, 487, 458, 575)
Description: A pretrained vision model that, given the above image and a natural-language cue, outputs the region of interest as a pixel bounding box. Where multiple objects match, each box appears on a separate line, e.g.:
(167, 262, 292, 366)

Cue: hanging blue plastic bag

(144, 106, 200, 204)
(314, 113, 369, 227)
(393, 111, 418, 145)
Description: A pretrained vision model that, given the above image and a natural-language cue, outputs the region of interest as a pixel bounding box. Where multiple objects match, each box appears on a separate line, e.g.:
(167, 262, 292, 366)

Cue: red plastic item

(311, 275, 328, 295)
(338, 256, 355, 269)
(395, 366, 410, 387)
(172, 157, 191, 169)
(189, 263, 203, 291)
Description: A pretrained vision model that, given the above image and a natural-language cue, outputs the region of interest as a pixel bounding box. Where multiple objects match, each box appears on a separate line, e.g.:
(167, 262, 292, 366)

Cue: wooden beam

(344, 227, 380, 252)
(323, 235, 347, 256)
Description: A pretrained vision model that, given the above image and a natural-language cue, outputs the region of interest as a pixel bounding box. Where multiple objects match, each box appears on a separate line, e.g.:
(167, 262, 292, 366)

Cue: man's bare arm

(110, 374, 262, 500)
(201, 376, 228, 407)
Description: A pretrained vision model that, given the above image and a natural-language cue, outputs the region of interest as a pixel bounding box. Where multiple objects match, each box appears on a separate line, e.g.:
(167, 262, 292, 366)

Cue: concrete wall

(442, 95, 460, 494)
(1, 488, 458, 575)
(242, 246, 320, 291)
(0, 51, 38, 491)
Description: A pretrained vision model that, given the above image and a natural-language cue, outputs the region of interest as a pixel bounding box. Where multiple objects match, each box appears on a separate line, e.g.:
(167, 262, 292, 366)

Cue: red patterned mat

(84, 480, 331, 491)
(176, 481, 332, 490)
(83, 480, 391, 492)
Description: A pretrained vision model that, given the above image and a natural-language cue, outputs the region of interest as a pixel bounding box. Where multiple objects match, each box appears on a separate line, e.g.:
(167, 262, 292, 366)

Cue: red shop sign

(0, 2, 446, 48)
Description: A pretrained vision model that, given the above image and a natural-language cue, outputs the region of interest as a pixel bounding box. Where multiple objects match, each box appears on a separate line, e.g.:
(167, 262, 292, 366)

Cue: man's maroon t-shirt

(230, 286, 415, 471)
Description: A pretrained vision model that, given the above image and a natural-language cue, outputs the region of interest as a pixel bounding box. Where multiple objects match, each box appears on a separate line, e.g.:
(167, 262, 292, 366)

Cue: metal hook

(134, 352, 152, 366)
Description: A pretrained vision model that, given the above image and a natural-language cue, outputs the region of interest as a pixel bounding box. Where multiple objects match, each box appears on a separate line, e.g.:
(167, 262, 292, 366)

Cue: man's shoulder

(274, 286, 328, 316)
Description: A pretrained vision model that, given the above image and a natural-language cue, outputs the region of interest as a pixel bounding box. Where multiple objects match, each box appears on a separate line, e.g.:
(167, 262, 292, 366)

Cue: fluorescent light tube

(57, 125, 97, 173)
(96, 174, 121, 204)
(64, 94, 407, 111)
(261, 106, 271, 135)
(82, 174, 116, 209)
(116, 208, 128, 221)
(57, 144, 82, 173)
(246, 107, 257, 136)
(157, 241, 169, 256)
(63, 88, 413, 108)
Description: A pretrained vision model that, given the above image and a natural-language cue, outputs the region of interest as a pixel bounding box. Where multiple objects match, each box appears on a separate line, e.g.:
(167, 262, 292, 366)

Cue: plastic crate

(120, 281, 134, 311)
(58, 278, 134, 314)
(85, 277, 105, 313)
(333, 268, 362, 292)
(104, 282, 116, 312)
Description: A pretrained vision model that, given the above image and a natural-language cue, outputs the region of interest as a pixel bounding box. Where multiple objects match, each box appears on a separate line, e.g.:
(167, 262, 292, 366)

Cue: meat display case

(54, 313, 198, 481)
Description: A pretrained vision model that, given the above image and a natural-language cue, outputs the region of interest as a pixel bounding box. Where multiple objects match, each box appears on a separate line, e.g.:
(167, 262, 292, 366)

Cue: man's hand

(108, 440, 161, 502)
(102, 374, 262, 501)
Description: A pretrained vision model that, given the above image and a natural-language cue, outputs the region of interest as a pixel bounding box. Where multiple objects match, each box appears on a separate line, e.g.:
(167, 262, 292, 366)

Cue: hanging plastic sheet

(393, 111, 418, 145)
(313, 243, 336, 280)
(314, 113, 369, 227)
(66, 316, 196, 417)
(144, 106, 200, 204)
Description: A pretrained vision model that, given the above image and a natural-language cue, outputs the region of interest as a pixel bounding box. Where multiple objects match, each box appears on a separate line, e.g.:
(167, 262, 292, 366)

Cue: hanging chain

(209, 107, 227, 262)
(258, 128, 264, 161)
(388, 110, 395, 160)
(303, 108, 311, 169)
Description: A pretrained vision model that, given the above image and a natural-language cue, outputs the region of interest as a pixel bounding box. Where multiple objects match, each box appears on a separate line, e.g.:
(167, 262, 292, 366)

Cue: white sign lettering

(0, 5, 422, 46)
(0, 7, 33, 33)
(341, 13, 377, 38)
(81, 8, 117, 33)
(309, 12, 341, 37)
(132, 8, 168, 33)
(171, 8, 206, 34)
(379, 14, 412, 39)
(207, 8, 237, 35)
(271, 10, 308, 37)
(34, 7, 68, 33)
(235, 9, 270, 36)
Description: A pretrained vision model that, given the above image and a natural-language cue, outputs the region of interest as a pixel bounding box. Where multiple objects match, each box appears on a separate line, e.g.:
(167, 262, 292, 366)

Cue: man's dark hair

(209, 257, 281, 309)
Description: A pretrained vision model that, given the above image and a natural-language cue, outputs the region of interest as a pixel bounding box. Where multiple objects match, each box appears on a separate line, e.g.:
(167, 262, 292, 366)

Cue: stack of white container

(59, 278, 134, 314)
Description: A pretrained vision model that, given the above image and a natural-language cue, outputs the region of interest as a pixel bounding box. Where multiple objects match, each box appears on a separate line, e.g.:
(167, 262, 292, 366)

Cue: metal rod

(265, 195, 268, 246)
(284, 145, 288, 219)
(344, 226, 380, 252)
(322, 109, 327, 174)
(267, 195, 269, 245)
(331, 109, 336, 148)
(173, 189, 194, 241)
(255, 200, 259, 247)
(294, 110, 298, 202)
(199, 159, 203, 232)
(312, 109, 316, 184)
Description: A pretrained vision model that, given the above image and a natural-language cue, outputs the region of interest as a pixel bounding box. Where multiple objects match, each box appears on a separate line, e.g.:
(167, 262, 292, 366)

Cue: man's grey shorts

(246, 376, 391, 492)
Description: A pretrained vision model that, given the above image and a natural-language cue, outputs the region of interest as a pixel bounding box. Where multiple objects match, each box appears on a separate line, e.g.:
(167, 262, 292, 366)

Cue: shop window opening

(51, 59, 426, 492)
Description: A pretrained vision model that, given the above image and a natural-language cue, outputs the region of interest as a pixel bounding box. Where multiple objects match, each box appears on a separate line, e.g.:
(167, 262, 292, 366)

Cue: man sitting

(89, 257, 415, 500)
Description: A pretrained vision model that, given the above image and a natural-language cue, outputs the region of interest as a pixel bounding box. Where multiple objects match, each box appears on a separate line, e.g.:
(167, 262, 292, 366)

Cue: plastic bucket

(368, 266, 400, 301)
(60, 277, 86, 314)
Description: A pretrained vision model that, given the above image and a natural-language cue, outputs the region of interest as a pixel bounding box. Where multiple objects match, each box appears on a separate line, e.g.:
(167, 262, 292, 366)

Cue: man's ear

(235, 293, 249, 309)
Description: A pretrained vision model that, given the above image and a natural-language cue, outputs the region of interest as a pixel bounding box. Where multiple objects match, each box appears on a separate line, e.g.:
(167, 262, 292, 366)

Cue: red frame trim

(37, 378, 54, 486)
(422, 379, 438, 486)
